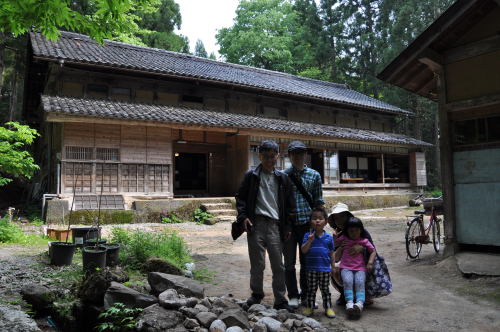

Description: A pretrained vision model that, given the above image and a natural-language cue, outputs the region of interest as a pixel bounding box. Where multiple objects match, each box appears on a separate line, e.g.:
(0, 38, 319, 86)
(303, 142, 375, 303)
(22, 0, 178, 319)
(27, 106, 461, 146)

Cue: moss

(172, 201, 201, 221)
(63, 210, 135, 225)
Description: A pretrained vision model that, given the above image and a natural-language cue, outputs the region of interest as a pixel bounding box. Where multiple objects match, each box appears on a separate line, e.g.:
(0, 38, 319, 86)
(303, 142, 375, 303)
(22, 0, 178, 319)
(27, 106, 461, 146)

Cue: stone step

(215, 215, 236, 222)
(206, 209, 237, 217)
(201, 202, 233, 210)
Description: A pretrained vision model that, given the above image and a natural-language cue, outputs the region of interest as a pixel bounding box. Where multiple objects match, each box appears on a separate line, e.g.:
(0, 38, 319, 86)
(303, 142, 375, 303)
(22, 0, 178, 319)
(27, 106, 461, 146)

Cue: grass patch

(0, 216, 50, 245)
(192, 267, 216, 283)
(110, 228, 192, 271)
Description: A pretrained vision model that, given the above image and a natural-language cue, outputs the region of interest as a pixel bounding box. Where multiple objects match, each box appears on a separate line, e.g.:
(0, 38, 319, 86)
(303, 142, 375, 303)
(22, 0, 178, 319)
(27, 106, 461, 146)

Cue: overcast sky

(175, 0, 240, 58)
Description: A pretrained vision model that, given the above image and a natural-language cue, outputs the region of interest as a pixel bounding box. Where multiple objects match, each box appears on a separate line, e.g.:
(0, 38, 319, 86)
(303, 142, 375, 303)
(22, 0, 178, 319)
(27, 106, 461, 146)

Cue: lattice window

(64, 162, 93, 193)
(74, 195, 124, 210)
(96, 163, 119, 193)
(65, 146, 93, 160)
(148, 164, 169, 192)
(96, 148, 120, 161)
(121, 164, 146, 192)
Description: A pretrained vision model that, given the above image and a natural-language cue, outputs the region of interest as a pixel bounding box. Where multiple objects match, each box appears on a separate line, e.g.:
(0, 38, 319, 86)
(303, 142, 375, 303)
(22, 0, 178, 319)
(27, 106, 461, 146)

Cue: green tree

(194, 39, 208, 58)
(0, 122, 39, 186)
(216, 0, 297, 72)
(135, 0, 190, 53)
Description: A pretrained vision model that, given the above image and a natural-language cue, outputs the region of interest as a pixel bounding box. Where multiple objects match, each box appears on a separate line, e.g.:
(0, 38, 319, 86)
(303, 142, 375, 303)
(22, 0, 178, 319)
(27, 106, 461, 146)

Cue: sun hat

(329, 202, 350, 215)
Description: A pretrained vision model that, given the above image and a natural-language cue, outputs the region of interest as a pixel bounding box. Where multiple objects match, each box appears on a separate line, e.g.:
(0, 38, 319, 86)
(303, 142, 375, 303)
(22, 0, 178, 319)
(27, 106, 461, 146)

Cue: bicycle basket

(423, 197, 443, 214)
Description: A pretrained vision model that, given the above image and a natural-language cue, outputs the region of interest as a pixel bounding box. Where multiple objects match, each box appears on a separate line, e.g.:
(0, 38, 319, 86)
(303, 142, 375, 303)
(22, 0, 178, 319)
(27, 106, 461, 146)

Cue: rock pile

(22, 270, 329, 331)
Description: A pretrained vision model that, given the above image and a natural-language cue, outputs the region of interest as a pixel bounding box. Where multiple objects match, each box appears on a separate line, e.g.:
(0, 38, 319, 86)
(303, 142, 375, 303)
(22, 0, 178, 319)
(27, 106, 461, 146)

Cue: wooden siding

(147, 127, 172, 164)
(409, 152, 427, 186)
(95, 123, 120, 148)
(64, 123, 94, 148)
(121, 125, 147, 163)
(182, 129, 204, 142)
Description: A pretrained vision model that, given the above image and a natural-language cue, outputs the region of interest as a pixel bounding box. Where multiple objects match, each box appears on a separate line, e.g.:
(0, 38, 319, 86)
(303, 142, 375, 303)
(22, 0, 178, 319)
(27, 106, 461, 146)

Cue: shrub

(161, 211, 186, 224)
(192, 208, 213, 225)
(96, 302, 142, 332)
(0, 216, 27, 243)
(110, 228, 191, 270)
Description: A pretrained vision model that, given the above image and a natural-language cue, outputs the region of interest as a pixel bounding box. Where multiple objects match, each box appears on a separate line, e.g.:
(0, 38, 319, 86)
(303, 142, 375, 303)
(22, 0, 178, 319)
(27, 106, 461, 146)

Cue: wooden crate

(47, 229, 72, 242)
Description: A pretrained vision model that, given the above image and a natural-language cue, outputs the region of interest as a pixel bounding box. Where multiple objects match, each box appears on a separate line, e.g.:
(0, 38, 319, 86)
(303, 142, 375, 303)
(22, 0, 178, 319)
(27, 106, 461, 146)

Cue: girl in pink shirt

(335, 217, 376, 319)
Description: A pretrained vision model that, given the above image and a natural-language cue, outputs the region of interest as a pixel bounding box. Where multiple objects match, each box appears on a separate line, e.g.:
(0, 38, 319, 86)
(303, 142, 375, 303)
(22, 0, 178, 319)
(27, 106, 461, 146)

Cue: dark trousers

(283, 223, 310, 300)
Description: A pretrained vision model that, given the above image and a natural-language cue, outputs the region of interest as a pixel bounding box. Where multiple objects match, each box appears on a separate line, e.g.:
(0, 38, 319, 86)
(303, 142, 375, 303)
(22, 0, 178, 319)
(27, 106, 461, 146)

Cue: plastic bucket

(71, 227, 101, 247)
(103, 243, 120, 267)
(82, 246, 107, 272)
(50, 242, 76, 266)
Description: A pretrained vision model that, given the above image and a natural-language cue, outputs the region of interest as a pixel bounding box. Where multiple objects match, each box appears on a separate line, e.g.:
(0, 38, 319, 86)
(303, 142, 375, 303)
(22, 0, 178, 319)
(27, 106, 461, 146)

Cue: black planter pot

(103, 243, 120, 267)
(71, 226, 101, 247)
(50, 242, 76, 266)
(84, 238, 107, 246)
(82, 246, 107, 271)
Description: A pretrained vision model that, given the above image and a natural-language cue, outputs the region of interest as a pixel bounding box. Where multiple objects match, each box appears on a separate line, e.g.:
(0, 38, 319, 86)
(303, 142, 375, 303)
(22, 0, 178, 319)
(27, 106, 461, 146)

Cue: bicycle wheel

(432, 218, 442, 252)
(406, 217, 422, 259)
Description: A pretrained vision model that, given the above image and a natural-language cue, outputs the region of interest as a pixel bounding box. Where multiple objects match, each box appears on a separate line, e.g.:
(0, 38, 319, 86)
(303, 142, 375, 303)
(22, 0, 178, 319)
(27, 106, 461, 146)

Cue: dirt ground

(1, 206, 500, 331)
(167, 206, 500, 332)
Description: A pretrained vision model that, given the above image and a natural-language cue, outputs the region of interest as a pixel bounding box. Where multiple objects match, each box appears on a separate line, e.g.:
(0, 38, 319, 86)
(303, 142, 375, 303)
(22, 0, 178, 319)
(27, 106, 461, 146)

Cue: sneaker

(325, 308, 336, 318)
(246, 296, 261, 307)
(288, 297, 299, 308)
(354, 301, 364, 312)
(273, 302, 294, 312)
(302, 307, 313, 317)
(345, 301, 355, 318)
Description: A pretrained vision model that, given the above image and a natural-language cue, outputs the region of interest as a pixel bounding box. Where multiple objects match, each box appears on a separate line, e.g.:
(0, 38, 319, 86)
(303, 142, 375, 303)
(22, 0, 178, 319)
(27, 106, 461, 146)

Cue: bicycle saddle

(414, 209, 426, 215)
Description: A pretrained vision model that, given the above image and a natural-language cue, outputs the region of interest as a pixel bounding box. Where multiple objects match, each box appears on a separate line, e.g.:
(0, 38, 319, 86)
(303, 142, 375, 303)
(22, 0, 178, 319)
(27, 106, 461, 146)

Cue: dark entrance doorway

(174, 153, 207, 194)
(310, 150, 324, 182)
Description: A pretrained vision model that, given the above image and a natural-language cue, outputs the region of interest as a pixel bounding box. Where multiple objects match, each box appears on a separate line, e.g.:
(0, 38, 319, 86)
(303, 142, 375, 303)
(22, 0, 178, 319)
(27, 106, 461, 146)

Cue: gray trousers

(247, 215, 287, 305)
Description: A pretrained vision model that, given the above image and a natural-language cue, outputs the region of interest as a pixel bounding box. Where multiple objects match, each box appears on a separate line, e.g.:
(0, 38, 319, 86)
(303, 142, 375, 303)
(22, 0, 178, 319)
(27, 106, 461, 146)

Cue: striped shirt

(286, 166, 324, 225)
(302, 231, 335, 272)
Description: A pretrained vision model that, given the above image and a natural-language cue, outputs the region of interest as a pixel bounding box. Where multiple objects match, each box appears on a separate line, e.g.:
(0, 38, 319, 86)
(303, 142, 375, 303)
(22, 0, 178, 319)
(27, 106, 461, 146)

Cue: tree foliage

(0, 121, 39, 186)
(194, 39, 208, 58)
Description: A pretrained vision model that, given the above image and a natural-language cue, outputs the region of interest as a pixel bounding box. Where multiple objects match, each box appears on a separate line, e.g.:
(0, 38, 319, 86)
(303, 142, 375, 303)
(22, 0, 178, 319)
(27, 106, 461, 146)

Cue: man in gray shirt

(235, 140, 296, 311)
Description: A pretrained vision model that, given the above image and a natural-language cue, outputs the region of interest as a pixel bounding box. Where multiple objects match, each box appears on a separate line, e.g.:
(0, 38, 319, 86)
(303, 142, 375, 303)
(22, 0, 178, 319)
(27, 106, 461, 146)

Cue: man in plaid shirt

(283, 141, 324, 308)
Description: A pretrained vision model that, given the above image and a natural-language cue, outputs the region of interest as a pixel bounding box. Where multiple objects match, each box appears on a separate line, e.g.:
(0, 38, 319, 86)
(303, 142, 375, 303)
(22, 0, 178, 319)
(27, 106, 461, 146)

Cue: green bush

(0, 216, 27, 243)
(64, 210, 135, 225)
(110, 228, 191, 270)
(161, 211, 187, 224)
(96, 302, 142, 332)
(192, 208, 213, 225)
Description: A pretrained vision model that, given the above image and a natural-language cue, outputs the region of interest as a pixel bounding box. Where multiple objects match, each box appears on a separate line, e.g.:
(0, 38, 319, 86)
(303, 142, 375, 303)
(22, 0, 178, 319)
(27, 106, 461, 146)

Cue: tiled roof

(42, 95, 430, 147)
(31, 31, 409, 115)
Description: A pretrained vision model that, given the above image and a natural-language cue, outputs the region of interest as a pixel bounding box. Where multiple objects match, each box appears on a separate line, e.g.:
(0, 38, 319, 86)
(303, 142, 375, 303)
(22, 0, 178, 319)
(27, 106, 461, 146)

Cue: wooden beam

(445, 34, 500, 63)
(418, 48, 444, 72)
(415, 76, 437, 96)
(447, 92, 500, 111)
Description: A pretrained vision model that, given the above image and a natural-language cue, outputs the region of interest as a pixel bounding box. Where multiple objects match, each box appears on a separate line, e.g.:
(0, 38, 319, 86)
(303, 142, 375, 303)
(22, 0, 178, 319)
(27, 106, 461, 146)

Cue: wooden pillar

(381, 153, 385, 184)
(437, 67, 457, 255)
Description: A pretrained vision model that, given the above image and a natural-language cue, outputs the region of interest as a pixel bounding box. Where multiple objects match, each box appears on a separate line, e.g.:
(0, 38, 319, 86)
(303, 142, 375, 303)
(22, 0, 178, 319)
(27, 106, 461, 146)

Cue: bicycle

(405, 196, 444, 259)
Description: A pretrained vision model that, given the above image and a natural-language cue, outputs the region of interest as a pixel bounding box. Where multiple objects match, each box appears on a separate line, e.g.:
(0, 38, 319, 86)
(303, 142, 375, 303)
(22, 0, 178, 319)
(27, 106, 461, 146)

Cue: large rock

(180, 306, 200, 318)
(218, 308, 249, 330)
(184, 318, 200, 329)
(158, 288, 198, 310)
(211, 297, 239, 310)
(103, 282, 157, 309)
(257, 317, 282, 332)
(79, 270, 112, 305)
(302, 317, 322, 329)
(196, 311, 218, 328)
(226, 327, 244, 332)
(20, 284, 53, 313)
(144, 257, 184, 275)
(107, 266, 129, 283)
(0, 304, 41, 332)
(148, 272, 205, 298)
(252, 322, 268, 332)
(135, 304, 184, 331)
(209, 319, 227, 332)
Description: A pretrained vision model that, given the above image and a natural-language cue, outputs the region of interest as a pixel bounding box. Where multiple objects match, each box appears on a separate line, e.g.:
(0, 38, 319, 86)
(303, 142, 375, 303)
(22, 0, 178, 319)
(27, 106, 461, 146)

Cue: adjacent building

(378, 0, 500, 249)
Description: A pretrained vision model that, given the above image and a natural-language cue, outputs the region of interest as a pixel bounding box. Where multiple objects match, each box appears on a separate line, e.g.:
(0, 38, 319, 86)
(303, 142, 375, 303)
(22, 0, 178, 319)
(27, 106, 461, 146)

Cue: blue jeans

(341, 269, 366, 304)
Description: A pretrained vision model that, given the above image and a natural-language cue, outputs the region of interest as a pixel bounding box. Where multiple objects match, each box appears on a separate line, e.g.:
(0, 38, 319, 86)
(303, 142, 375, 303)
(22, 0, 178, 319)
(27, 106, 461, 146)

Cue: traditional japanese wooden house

(378, 0, 500, 249)
(25, 31, 429, 208)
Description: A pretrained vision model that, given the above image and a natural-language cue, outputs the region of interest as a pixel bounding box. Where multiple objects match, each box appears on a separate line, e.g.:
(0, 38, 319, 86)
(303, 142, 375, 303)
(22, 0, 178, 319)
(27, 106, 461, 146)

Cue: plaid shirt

(286, 165, 324, 225)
